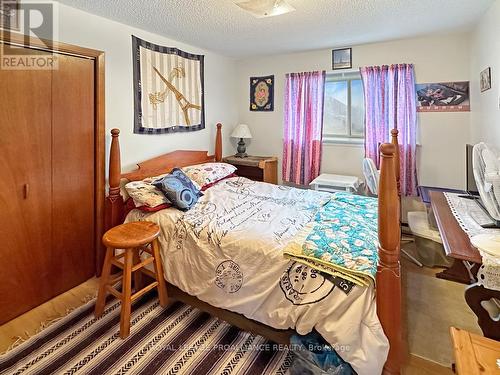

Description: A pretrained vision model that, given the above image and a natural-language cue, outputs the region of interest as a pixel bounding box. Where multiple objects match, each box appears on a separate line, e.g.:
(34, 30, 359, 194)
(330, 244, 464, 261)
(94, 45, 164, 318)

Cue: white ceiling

(56, 0, 494, 58)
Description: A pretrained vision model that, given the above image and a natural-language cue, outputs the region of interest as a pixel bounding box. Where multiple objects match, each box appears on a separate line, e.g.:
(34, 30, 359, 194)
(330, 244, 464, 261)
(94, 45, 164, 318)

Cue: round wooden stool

(95, 221, 168, 338)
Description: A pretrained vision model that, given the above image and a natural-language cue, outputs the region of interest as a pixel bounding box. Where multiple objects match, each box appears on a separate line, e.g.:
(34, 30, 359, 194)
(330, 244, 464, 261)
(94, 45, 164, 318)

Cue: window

(323, 72, 365, 143)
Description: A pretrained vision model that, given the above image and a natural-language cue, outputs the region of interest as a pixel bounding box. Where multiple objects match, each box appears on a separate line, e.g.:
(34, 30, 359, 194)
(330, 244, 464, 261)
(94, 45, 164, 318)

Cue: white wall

(470, 0, 500, 147)
(50, 3, 237, 172)
(31, 2, 480, 189)
(236, 34, 472, 189)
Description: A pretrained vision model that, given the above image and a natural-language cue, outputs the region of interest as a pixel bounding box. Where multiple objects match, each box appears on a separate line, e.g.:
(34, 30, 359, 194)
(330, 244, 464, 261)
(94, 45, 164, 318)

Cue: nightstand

(223, 155, 278, 184)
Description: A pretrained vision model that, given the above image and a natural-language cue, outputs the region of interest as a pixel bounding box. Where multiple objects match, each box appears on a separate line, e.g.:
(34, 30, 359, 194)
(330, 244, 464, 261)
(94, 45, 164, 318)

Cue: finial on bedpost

(377, 142, 402, 375)
(391, 128, 401, 195)
(215, 123, 222, 162)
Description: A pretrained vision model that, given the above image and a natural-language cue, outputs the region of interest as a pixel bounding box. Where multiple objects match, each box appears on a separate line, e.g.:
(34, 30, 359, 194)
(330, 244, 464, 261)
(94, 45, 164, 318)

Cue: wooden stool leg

(132, 248, 144, 292)
(95, 247, 114, 318)
(120, 249, 133, 339)
(151, 239, 168, 307)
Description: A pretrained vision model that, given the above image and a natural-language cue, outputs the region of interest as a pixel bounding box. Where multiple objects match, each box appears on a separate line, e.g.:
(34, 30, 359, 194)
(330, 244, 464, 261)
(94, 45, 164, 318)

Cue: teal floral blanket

(283, 192, 379, 286)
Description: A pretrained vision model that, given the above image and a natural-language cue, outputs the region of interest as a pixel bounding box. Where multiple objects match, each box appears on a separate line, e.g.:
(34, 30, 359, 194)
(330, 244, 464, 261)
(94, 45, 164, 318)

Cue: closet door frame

(0, 32, 106, 275)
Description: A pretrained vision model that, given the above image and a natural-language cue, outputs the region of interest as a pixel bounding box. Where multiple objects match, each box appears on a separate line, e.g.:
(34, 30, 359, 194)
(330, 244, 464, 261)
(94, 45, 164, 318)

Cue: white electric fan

(472, 142, 500, 227)
(363, 158, 380, 195)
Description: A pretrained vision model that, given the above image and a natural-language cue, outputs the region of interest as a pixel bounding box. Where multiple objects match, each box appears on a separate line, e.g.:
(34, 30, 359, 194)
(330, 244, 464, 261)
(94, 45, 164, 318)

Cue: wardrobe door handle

(23, 184, 29, 199)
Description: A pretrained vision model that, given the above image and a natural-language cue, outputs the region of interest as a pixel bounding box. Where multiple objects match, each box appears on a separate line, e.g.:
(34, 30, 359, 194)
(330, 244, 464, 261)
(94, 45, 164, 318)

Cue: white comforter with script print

(126, 177, 388, 374)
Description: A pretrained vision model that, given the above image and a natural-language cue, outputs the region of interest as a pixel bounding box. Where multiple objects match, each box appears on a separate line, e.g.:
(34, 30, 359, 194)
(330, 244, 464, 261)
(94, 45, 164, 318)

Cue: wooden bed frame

(105, 123, 403, 374)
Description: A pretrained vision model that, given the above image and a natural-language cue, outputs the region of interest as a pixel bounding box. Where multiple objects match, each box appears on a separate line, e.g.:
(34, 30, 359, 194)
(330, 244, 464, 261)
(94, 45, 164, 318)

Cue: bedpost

(105, 128, 124, 231)
(215, 123, 222, 162)
(377, 143, 402, 375)
(391, 128, 400, 193)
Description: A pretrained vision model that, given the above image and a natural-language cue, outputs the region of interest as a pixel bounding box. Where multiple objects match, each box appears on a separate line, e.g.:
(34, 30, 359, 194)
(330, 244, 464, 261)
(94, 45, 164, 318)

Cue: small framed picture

(480, 67, 491, 92)
(332, 48, 352, 70)
(0, 0, 20, 31)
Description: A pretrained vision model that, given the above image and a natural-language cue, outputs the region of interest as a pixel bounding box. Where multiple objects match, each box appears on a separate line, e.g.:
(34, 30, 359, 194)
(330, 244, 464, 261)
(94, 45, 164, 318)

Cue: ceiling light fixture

(235, 0, 295, 18)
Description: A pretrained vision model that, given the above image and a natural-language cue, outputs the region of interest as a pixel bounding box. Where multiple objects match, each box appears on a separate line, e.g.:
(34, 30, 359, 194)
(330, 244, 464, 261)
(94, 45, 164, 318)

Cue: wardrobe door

(0, 67, 54, 323)
(51, 54, 96, 291)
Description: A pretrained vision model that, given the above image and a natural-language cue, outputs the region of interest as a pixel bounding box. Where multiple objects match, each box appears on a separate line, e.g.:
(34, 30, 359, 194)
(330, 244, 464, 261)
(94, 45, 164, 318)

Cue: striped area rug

(0, 293, 293, 375)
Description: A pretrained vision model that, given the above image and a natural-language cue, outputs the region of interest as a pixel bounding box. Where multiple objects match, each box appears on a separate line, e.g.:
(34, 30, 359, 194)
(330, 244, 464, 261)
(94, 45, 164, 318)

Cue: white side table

(309, 173, 362, 193)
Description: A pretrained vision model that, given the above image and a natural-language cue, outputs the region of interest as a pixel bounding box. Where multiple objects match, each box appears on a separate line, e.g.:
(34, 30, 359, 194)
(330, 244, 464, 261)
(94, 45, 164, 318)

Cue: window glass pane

(323, 81, 348, 136)
(350, 79, 365, 137)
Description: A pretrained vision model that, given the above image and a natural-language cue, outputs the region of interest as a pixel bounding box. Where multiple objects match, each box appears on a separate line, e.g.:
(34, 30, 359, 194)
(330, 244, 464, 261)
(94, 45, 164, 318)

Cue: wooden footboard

(104, 123, 402, 374)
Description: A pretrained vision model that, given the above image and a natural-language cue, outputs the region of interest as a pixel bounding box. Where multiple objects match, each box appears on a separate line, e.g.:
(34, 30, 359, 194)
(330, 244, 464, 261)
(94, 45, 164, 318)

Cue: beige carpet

(402, 242, 482, 366)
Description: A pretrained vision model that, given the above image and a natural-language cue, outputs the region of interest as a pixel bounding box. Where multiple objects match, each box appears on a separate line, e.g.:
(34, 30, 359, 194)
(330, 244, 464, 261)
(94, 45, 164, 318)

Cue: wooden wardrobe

(0, 34, 105, 324)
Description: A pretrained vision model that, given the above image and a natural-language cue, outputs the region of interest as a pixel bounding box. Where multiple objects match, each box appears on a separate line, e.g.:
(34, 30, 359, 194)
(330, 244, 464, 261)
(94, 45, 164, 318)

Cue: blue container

(289, 332, 354, 375)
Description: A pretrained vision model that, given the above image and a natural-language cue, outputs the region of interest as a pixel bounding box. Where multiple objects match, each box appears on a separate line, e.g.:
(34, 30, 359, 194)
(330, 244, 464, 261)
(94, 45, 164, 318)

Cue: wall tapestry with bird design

(132, 35, 205, 134)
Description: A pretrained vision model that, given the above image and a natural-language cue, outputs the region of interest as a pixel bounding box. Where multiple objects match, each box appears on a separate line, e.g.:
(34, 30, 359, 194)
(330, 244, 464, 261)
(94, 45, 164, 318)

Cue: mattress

(125, 177, 388, 374)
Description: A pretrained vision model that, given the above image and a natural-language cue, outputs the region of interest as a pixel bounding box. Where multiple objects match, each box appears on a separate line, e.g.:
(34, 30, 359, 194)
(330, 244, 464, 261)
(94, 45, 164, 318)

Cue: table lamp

(231, 124, 252, 158)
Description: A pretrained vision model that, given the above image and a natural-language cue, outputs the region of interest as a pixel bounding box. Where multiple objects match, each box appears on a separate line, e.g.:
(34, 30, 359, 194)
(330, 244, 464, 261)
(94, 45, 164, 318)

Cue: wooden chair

(95, 221, 168, 338)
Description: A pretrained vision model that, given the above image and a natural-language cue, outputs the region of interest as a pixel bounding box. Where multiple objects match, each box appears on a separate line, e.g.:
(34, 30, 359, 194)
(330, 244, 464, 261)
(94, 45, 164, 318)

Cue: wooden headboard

(104, 123, 222, 234)
(122, 150, 216, 181)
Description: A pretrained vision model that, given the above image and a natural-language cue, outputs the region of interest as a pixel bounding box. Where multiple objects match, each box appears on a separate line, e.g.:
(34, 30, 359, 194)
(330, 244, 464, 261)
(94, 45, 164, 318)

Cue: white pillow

(181, 162, 237, 189)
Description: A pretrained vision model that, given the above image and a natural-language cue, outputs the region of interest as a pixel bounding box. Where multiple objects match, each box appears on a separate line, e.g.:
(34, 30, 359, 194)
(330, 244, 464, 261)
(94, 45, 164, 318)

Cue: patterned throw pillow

(125, 174, 171, 208)
(152, 168, 202, 211)
(182, 163, 237, 189)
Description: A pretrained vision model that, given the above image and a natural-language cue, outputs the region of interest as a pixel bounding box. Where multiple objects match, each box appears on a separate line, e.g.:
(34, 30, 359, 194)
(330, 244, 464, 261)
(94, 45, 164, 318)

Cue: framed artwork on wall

(416, 81, 470, 112)
(132, 35, 205, 134)
(332, 48, 352, 70)
(250, 75, 274, 111)
(0, 0, 20, 31)
(480, 67, 491, 92)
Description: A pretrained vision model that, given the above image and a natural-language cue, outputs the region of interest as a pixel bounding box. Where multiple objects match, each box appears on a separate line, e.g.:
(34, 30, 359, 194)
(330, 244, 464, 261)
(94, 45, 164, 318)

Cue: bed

(104, 124, 403, 375)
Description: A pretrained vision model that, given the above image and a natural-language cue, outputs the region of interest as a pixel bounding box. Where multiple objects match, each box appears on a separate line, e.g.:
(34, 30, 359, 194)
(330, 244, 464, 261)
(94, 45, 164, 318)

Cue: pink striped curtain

(360, 64, 418, 196)
(283, 71, 325, 185)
